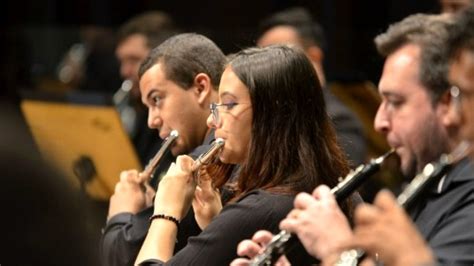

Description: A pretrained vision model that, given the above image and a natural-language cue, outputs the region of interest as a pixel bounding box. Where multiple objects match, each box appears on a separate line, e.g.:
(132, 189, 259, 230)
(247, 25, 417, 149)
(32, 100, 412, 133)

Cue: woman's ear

(193, 73, 212, 106)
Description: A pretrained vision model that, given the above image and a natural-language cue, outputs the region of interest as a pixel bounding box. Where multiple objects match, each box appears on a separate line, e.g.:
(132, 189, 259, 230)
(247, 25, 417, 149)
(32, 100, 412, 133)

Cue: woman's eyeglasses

(210, 102, 249, 125)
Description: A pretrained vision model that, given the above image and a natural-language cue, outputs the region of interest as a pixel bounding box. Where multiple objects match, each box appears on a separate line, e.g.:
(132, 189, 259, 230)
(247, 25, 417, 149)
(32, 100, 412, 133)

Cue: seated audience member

(232, 13, 474, 266)
(132, 45, 356, 265)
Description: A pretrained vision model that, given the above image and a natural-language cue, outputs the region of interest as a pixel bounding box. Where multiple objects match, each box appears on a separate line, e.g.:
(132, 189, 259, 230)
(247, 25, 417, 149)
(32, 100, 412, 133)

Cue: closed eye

(223, 102, 238, 110)
(381, 93, 404, 110)
(387, 98, 403, 108)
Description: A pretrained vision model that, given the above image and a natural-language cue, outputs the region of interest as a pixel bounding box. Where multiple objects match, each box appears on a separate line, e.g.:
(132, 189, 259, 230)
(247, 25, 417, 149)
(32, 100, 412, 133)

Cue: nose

(148, 107, 162, 129)
(374, 103, 390, 134)
(206, 113, 216, 129)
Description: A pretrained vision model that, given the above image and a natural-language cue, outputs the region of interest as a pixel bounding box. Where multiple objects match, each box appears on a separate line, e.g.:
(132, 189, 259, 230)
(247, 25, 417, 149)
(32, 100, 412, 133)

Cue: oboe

(250, 149, 395, 266)
(140, 130, 179, 180)
(334, 141, 472, 266)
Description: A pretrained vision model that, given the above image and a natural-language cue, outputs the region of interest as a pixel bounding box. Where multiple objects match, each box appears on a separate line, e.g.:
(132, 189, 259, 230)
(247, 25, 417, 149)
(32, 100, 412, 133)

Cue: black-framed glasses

(210, 102, 248, 125)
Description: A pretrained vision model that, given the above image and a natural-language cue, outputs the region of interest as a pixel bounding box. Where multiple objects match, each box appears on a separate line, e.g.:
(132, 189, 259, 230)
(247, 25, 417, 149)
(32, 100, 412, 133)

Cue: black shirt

(138, 190, 316, 265)
(409, 158, 474, 265)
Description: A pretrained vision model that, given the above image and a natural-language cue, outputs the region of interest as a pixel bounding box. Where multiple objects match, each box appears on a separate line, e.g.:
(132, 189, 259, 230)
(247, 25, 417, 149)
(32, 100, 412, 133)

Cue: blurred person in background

(257, 7, 367, 166)
(114, 11, 179, 166)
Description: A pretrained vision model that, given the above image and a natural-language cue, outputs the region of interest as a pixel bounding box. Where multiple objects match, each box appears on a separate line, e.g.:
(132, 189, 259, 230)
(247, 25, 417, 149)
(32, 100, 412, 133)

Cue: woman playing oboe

(134, 45, 355, 265)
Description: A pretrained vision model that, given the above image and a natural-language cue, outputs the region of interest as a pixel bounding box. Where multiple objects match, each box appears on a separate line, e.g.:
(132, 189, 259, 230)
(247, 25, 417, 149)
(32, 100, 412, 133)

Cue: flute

(250, 149, 395, 266)
(140, 130, 179, 180)
(191, 138, 225, 173)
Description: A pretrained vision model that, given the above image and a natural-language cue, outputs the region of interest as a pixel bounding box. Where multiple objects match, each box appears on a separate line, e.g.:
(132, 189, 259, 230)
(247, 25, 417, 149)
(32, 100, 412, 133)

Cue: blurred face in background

(257, 26, 325, 86)
(257, 26, 302, 48)
(116, 34, 150, 98)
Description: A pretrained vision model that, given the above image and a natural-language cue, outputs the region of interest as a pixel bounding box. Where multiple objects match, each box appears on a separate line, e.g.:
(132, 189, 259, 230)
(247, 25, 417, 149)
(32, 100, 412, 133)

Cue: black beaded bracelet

(149, 214, 180, 230)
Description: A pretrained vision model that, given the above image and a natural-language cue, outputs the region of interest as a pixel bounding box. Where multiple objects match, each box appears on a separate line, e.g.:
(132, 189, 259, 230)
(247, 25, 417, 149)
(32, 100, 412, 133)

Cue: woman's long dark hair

(212, 45, 351, 213)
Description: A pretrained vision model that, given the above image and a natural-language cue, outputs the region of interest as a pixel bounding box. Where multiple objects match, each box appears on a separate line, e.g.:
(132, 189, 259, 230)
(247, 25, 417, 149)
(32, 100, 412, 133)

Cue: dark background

(3, 0, 442, 99)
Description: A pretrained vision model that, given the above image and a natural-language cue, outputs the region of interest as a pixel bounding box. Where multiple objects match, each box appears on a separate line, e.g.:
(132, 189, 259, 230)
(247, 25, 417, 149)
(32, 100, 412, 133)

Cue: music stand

(20, 91, 142, 201)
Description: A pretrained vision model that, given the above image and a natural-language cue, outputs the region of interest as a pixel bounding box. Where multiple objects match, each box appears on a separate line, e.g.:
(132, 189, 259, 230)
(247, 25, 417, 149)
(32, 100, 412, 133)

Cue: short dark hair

(229, 45, 349, 201)
(258, 7, 327, 50)
(138, 33, 226, 90)
(117, 11, 178, 49)
(374, 14, 454, 103)
(446, 6, 474, 60)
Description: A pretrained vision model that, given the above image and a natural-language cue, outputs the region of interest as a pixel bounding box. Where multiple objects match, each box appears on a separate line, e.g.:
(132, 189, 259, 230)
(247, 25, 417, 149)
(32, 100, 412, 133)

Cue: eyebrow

(142, 88, 159, 105)
(379, 90, 402, 98)
(219, 91, 236, 98)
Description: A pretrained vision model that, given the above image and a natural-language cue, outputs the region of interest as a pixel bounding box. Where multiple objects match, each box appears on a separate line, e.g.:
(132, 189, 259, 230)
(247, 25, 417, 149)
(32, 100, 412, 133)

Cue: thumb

(312, 185, 331, 200)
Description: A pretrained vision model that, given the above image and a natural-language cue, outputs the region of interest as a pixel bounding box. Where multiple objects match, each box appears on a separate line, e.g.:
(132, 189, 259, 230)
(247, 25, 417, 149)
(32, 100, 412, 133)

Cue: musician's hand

(280, 185, 352, 261)
(154, 155, 197, 220)
(230, 230, 291, 266)
(343, 190, 434, 266)
(108, 170, 147, 220)
(192, 168, 222, 229)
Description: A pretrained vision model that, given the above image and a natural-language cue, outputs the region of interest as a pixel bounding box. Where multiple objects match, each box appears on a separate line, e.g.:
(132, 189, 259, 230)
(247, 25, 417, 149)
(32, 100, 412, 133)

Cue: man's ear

(193, 73, 212, 106)
(439, 90, 461, 127)
(306, 46, 323, 65)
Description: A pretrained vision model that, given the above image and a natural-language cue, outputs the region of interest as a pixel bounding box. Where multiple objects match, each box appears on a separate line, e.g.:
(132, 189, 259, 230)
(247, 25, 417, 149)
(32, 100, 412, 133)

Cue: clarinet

(249, 149, 395, 266)
(334, 141, 472, 266)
